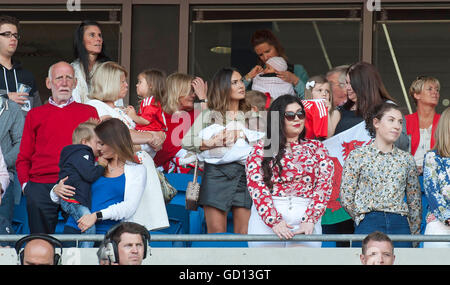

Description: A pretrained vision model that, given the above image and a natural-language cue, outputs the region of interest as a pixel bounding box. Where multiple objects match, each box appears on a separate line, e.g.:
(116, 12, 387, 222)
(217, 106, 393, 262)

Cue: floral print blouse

(423, 150, 450, 224)
(246, 139, 334, 228)
(340, 142, 422, 235)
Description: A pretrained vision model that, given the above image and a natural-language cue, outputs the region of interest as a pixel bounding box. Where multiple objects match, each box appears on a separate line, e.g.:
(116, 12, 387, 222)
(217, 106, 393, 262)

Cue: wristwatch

(96, 211, 103, 221)
(198, 98, 208, 103)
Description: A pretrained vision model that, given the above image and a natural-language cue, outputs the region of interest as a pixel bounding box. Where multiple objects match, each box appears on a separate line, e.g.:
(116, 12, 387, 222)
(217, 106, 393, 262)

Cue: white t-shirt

(414, 125, 432, 167)
(86, 99, 135, 129)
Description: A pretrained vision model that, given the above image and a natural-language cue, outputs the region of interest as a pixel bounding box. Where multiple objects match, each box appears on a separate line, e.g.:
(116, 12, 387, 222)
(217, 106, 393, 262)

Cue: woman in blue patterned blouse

(423, 107, 450, 248)
(340, 102, 422, 248)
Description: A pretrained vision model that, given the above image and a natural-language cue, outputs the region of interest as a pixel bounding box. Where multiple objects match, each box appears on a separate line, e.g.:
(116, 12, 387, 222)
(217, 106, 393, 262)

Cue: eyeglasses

(284, 110, 305, 121)
(0, 32, 20, 40)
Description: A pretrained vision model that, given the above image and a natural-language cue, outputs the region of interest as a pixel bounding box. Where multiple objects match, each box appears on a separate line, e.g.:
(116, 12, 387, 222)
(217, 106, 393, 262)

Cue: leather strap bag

(185, 158, 200, 211)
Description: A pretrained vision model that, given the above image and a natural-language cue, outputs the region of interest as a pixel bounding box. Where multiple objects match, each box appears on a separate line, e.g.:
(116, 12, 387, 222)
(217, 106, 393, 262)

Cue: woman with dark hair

(244, 29, 309, 99)
(52, 118, 168, 237)
(182, 67, 252, 234)
(340, 102, 421, 248)
(334, 62, 409, 150)
(246, 95, 334, 247)
(71, 20, 110, 104)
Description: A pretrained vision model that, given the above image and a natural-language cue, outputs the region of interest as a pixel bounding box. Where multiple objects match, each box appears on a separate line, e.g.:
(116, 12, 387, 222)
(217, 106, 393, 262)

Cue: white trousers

(248, 196, 322, 248)
(423, 220, 450, 248)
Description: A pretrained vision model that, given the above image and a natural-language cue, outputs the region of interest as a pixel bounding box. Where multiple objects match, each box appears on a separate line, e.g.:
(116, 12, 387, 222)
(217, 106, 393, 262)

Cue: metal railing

(2, 234, 450, 247)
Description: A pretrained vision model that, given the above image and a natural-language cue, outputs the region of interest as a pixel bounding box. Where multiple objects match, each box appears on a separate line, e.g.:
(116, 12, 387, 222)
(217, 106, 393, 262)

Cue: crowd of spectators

(0, 15, 448, 260)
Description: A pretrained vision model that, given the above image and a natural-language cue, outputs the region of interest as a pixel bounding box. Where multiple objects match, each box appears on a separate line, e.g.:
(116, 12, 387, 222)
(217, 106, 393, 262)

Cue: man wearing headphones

(15, 234, 63, 265)
(99, 222, 150, 265)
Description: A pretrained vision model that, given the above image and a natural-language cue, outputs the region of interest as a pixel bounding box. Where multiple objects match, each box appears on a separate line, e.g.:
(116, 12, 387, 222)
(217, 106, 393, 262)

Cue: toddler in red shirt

(126, 69, 168, 133)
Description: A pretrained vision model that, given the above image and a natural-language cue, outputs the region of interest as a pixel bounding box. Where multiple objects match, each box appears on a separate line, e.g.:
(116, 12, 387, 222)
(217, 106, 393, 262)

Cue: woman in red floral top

(246, 95, 334, 247)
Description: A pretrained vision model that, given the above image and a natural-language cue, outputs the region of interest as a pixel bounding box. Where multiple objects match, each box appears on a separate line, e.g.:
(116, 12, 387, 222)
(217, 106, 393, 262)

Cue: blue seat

(150, 218, 184, 247)
(165, 173, 205, 237)
(12, 196, 30, 234)
(190, 233, 248, 248)
(55, 212, 67, 234)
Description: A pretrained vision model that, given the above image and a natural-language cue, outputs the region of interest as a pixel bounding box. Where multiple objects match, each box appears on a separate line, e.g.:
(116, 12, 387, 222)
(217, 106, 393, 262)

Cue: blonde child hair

(246, 90, 269, 111)
(72, 118, 100, 144)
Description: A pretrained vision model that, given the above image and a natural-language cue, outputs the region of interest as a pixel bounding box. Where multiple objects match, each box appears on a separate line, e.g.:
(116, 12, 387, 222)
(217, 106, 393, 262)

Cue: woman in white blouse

(87, 61, 165, 153)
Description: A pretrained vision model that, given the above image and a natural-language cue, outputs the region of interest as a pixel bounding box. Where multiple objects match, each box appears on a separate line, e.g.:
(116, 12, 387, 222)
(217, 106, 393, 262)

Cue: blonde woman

(87, 61, 165, 152)
(423, 107, 449, 248)
(153, 73, 207, 172)
(405, 76, 441, 174)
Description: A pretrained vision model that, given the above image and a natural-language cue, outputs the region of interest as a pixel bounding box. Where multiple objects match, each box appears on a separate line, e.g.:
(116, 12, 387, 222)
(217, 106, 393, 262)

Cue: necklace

(107, 162, 124, 173)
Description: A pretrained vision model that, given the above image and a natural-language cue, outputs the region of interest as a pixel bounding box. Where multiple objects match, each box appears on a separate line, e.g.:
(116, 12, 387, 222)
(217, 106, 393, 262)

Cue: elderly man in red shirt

(16, 61, 99, 234)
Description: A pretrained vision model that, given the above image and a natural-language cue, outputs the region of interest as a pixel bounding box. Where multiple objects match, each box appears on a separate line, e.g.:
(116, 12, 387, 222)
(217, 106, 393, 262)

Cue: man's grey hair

(326, 65, 350, 84)
(47, 61, 75, 80)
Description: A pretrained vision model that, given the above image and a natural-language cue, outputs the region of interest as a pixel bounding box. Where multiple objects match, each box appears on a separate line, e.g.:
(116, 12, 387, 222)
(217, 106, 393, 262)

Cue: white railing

(2, 234, 450, 246)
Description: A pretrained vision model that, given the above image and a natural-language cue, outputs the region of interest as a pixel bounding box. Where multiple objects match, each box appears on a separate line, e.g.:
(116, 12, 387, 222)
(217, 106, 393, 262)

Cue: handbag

(185, 158, 200, 211)
(156, 170, 177, 204)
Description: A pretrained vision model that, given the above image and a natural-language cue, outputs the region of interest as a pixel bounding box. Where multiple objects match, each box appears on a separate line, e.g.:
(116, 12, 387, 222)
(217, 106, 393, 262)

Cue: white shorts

(248, 196, 322, 248)
(423, 220, 450, 248)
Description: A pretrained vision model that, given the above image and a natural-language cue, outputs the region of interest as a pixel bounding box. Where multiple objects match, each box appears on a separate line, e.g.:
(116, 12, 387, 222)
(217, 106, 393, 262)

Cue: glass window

(374, 7, 450, 114)
(130, 5, 179, 107)
(190, 5, 361, 86)
(2, 5, 120, 103)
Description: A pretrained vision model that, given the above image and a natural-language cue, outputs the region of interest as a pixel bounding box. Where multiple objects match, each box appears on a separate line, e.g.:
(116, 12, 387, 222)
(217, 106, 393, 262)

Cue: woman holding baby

(182, 67, 252, 234)
(244, 29, 309, 99)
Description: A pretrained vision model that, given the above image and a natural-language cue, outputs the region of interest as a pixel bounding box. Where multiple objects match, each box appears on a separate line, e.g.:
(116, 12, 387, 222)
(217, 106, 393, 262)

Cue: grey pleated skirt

(199, 162, 252, 212)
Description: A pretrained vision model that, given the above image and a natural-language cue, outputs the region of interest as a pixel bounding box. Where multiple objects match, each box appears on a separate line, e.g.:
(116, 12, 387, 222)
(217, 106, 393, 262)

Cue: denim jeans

(60, 200, 95, 248)
(353, 211, 412, 248)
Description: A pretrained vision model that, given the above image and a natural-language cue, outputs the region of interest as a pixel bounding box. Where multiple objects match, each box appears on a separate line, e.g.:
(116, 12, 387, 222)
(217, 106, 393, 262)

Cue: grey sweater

(0, 97, 24, 178)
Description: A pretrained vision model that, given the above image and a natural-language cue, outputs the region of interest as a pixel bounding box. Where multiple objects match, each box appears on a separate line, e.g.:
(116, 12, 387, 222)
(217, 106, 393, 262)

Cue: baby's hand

(125, 106, 136, 115)
(97, 156, 108, 168)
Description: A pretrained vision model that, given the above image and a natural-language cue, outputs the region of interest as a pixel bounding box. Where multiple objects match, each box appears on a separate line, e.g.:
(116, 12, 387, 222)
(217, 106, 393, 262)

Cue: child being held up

(57, 119, 107, 247)
(304, 75, 340, 139)
(251, 56, 296, 100)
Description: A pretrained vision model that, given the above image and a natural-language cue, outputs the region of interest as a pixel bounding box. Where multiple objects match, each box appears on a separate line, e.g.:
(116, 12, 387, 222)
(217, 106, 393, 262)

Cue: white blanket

(198, 122, 265, 165)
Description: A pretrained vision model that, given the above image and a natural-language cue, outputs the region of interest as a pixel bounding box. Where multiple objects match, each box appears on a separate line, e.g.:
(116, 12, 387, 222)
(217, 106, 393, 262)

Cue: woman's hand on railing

(272, 220, 295, 240)
(293, 222, 315, 235)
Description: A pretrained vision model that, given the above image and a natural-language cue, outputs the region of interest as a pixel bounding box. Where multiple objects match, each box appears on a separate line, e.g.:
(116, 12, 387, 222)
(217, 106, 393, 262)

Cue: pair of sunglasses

(284, 110, 305, 121)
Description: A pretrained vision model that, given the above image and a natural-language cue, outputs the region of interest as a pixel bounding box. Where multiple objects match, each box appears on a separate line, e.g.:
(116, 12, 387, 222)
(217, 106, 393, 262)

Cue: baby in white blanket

(198, 121, 265, 165)
(251, 56, 296, 100)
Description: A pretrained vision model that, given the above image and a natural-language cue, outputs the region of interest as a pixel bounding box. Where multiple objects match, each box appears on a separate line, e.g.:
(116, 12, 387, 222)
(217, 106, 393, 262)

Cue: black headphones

(15, 234, 63, 265)
(103, 222, 150, 264)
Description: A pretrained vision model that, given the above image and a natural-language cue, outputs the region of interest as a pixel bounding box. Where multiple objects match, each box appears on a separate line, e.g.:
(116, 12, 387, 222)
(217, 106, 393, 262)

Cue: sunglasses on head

(284, 110, 305, 121)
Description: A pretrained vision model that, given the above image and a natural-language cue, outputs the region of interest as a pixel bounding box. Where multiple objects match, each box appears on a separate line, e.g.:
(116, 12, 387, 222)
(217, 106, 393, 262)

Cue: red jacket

(405, 112, 440, 156)
(16, 102, 99, 185)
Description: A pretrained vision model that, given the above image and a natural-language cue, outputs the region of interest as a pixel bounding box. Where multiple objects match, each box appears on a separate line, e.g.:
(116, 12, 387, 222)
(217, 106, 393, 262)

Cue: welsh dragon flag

(321, 120, 373, 225)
